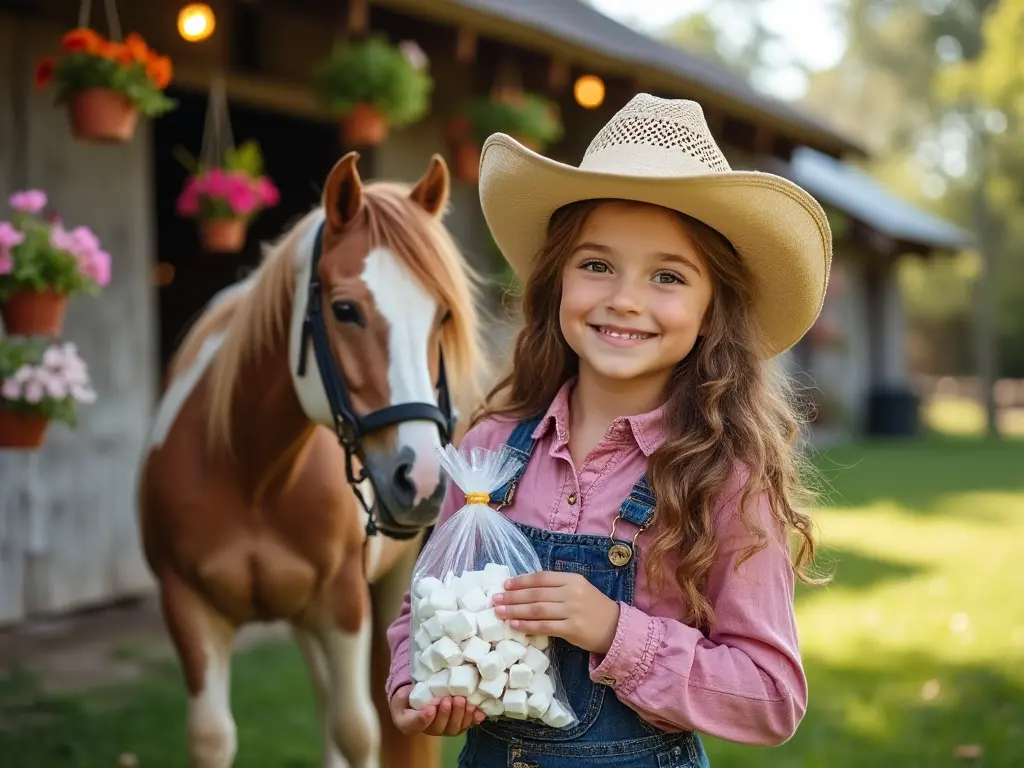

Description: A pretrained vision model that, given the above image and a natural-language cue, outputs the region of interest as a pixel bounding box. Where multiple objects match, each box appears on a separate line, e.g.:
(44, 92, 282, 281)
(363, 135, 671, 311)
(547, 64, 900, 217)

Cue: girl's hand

(389, 685, 485, 736)
(492, 571, 621, 654)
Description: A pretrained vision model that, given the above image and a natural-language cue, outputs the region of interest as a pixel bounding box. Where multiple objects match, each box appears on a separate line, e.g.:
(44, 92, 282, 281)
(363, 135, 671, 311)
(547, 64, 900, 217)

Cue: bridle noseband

(295, 220, 455, 542)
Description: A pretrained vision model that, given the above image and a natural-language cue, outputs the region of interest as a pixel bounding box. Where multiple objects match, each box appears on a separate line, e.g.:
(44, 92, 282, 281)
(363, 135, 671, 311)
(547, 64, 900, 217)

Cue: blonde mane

(198, 185, 486, 458)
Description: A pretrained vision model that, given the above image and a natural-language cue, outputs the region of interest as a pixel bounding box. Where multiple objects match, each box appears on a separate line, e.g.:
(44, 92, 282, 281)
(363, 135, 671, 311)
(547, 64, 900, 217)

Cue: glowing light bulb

(178, 3, 215, 43)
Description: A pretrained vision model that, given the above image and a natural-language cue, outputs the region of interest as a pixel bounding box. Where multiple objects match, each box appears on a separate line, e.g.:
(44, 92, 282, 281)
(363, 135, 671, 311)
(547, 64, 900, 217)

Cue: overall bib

(458, 417, 711, 768)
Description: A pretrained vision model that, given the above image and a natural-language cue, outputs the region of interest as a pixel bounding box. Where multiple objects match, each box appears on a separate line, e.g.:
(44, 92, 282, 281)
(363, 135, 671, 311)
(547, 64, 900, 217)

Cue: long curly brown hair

(474, 199, 823, 630)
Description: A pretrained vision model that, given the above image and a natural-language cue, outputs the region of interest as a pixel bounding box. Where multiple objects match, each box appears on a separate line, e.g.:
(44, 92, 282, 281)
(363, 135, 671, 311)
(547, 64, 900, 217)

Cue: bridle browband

(295, 219, 455, 542)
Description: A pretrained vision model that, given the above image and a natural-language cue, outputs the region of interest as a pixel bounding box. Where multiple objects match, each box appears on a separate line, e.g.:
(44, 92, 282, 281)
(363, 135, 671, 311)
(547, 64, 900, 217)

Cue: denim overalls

(459, 416, 711, 768)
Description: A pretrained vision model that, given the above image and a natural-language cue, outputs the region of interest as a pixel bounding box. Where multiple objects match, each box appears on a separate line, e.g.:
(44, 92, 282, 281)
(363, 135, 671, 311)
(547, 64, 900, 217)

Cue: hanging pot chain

(77, 0, 122, 42)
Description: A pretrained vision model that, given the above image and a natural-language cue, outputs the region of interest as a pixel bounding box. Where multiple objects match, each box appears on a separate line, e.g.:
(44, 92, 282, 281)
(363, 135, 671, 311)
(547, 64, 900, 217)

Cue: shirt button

(567, 492, 577, 505)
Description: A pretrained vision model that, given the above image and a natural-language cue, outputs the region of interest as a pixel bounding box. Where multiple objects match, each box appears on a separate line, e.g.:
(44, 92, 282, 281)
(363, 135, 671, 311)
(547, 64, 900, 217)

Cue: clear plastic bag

(405, 443, 577, 729)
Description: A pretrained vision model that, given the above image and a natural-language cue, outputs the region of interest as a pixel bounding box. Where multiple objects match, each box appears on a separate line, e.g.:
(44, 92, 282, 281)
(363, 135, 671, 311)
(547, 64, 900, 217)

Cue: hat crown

(580, 94, 732, 176)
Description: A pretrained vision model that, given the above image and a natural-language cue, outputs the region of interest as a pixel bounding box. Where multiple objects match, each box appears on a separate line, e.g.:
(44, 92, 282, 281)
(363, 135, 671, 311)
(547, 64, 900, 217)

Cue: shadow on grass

(700, 649, 1024, 768)
(808, 438, 1024, 516)
(795, 545, 925, 601)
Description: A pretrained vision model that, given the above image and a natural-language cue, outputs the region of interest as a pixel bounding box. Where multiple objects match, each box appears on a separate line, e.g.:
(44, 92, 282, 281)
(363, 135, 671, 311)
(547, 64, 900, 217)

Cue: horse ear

(409, 153, 450, 218)
(323, 151, 364, 231)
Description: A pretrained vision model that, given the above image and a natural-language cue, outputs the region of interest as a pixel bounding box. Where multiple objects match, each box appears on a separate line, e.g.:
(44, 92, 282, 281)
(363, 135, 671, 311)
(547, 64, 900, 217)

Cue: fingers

(499, 618, 568, 636)
(491, 587, 560, 605)
(423, 696, 484, 736)
(494, 601, 564, 622)
(426, 696, 453, 735)
(504, 571, 570, 590)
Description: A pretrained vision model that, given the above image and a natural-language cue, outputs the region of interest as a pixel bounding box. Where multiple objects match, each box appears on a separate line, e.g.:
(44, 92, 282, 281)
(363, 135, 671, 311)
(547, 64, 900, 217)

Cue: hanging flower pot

(68, 87, 139, 143)
(313, 36, 433, 148)
(1, 288, 69, 336)
(200, 218, 248, 253)
(341, 103, 390, 147)
(0, 188, 112, 336)
(0, 409, 51, 450)
(175, 140, 280, 254)
(35, 28, 176, 144)
(0, 337, 97, 452)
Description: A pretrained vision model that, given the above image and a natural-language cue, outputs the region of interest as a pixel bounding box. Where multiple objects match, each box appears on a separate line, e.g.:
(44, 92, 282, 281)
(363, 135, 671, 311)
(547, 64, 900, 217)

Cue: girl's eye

(654, 271, 685, 285)
(580, 260, 609, 273)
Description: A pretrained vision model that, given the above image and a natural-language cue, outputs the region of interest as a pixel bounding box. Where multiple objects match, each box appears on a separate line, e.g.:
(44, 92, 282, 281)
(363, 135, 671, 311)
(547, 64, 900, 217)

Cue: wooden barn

(0, 0, 967, 625)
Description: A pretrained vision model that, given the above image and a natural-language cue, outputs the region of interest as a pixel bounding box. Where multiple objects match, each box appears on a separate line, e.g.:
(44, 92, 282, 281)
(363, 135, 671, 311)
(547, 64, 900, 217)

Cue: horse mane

(201, 183, 487, 458)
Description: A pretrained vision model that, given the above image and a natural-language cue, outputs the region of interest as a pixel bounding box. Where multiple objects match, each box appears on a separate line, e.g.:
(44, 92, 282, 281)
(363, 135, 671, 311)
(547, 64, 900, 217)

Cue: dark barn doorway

(151, 87, 344, 379)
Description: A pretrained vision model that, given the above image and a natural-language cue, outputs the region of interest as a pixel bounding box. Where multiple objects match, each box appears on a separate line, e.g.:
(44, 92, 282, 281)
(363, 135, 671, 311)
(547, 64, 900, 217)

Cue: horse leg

(370, 538, 442, 768)
(293, 625, 348, 768)
(158, 571, 238, 768)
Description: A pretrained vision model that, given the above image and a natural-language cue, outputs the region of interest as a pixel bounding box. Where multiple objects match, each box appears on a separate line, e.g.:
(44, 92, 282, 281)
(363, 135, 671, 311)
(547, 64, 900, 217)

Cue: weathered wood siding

(0, 13, 159, 626)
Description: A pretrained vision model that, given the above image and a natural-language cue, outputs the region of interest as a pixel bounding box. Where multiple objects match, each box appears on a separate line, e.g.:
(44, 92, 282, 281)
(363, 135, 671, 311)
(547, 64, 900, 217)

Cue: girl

(386, 94, 830, 767)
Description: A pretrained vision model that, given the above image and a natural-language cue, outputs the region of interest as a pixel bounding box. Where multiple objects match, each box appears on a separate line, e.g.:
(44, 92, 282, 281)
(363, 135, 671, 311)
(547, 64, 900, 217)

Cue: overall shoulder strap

(489, 414, 544, 506)
(617, 473, 657, 530)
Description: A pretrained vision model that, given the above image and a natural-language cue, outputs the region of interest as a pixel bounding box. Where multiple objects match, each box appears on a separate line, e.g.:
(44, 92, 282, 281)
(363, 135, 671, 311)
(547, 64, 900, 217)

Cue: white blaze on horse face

(361, 246, 443, 504)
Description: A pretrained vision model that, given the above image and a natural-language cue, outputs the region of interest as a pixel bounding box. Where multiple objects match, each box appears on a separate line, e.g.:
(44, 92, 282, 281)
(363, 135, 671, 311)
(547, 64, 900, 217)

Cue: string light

(178, 3, 215, 42)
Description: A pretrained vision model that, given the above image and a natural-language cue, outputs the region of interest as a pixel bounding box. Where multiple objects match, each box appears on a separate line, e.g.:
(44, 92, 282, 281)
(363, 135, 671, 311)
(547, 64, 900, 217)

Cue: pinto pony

(138, 153, 484, 767)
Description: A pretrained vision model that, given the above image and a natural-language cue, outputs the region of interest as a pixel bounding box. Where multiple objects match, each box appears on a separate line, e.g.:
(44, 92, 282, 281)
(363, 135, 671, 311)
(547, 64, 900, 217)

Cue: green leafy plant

(0, 337, 97, 427)
(0, 189, 110, 302)
(35, 28, 175, 117)
(451, 93, 564, 150)
(312, 36, 432, 126)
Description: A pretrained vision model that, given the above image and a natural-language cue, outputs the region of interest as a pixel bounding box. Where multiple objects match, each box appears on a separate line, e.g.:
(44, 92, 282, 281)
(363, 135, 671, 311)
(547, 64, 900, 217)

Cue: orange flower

(34, 57, 55, 91)
(146, 55, 173, 90)
(124, 32, 150, 63)
(60, 27, 103, 54)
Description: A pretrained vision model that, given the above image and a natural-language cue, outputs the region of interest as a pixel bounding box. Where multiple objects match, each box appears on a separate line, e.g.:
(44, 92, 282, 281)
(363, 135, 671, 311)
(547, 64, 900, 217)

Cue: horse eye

(332, 301, 364, 326)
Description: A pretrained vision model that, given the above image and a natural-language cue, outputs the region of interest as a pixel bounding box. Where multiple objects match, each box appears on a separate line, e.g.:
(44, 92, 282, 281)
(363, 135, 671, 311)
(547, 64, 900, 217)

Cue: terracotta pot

(0, 409, 50, 450)
(200, 218, 248, 252)
(1, 288, 68, 336)
(451, 141, 481, 183)
(68, 88, 139, 143)
(342, 103, 389, 146)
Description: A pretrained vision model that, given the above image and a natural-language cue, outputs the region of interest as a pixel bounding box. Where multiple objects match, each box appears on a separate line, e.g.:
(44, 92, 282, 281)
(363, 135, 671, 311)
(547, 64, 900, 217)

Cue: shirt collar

(531, 379, 665, 457)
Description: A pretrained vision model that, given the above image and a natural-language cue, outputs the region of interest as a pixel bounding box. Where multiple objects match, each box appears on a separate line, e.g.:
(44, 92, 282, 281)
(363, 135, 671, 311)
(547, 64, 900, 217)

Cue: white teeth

(598, 327, 650, 340)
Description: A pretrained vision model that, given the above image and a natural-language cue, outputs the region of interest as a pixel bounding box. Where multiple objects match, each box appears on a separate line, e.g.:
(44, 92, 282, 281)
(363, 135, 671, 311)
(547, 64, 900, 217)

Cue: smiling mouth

(589, 324, 657, 341)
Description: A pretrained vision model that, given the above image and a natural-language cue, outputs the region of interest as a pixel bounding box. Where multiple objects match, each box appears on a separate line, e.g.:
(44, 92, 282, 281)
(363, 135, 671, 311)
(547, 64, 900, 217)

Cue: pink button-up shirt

(386, 380, 807, 746)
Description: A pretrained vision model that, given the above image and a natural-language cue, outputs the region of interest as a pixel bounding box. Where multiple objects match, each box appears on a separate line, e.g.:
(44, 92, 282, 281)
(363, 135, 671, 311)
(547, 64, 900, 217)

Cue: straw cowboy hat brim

(478, 97, 832, 357)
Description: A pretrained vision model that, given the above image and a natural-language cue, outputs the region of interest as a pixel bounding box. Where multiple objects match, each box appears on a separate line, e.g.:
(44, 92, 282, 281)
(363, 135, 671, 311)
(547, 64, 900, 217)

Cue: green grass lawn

(2, 437, 1022, 767)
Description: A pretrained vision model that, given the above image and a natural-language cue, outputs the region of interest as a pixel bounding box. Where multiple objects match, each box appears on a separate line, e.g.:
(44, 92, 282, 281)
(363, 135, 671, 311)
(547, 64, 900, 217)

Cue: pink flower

(176, 177, 200, 216)
(8, 189, 47, 213)
(23, 380, 44, 404)
(69, 226, 100, 253)
(201, 168, 233, 198)
(80, 250, 111, 287)
(399, 40, 429, 71)
(1, 378, 20, 400)
(0, 221, 24, 250)
(72, 384, 97, 404)
(255, 177, 280, 207)
(226, 185, 258, 216)
(13, 365, 33, 384)
(44, 375, 68, 399)
(0, 253, 12, 275)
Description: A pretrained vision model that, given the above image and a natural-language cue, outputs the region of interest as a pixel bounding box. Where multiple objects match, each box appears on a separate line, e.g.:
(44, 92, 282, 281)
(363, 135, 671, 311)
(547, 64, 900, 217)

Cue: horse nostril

(392, 461, 417, 507)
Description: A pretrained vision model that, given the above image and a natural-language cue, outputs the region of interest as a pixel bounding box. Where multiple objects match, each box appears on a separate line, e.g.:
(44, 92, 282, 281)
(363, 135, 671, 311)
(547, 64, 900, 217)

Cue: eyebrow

(572, 241, 704, 276)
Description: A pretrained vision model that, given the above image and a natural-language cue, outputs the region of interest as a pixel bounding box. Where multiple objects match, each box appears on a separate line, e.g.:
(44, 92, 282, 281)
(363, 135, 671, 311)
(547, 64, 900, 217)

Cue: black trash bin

(866, 386, 920, 437)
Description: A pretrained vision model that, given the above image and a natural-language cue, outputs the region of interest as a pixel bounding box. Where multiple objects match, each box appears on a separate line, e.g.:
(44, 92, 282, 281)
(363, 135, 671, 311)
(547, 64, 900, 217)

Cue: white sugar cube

(428, 588, 458, 613)
(476, 608, 505, 643)
(414, 576, 444, 599)
(408, 681, 435, 710)
(460, 569, 486, 587)
(461, 635, 491, 665)
(467, 689, 487, 706)
(529, 672, 554, 697)
(542, 699, 572, 728)
(414, 626, 432, 650)
(427, 668, 451, 697)
(483, 563, 512, 587)
(477, 671, 507, 699)
(421, 644, 445, 674)
(485, 586, 503, 604)
(503, 689, 529, 718)
(528, 634, 549, 650)
(444, 610, 478, 642)
(422, 614, 444, 641)
(412, 654, 432, 682)
(476, 650, 506, 680)
(523, 645, 550, 675)
(479, 697, 504, 716)
(459, 586, 490, 613)
(428, 635, 462, 668)
(448, 664, 480, 696)
(507, 663, 533, 689)
(495, 639, 527, 667)
(435, 609, 456, 634)
(527, 690, 551, 719)
(504, 623, 530, 645)
(418, 595, 436, 620)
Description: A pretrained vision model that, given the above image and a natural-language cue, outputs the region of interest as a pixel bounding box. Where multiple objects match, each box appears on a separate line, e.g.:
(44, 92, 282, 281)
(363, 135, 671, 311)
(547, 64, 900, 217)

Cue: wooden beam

(548, 56, 569, 91)
(456, 25, 477, 63)
(347, 0, 368, 34)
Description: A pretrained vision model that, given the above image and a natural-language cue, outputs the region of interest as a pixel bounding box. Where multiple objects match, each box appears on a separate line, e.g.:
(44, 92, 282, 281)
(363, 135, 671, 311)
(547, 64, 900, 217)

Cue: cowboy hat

(477, 93, 832, 356)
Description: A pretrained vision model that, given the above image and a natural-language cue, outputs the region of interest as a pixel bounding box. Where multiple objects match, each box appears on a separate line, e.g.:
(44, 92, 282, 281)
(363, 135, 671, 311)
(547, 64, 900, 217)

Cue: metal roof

(789, 147, 973, 251)
(379, 0, 867, 158)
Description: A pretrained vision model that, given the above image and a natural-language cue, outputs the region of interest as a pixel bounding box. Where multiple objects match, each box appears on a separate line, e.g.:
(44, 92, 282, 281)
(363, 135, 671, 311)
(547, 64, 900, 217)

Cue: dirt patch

(0, 592, 288, 695)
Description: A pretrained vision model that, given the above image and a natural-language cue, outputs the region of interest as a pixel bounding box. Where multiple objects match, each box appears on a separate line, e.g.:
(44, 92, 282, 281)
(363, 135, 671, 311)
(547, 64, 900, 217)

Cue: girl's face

(559, 201, 714, 391)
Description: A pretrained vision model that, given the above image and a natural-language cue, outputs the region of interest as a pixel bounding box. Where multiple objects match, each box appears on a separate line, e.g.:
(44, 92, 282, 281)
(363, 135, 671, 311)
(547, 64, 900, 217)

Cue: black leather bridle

(295, 219, 455, 542)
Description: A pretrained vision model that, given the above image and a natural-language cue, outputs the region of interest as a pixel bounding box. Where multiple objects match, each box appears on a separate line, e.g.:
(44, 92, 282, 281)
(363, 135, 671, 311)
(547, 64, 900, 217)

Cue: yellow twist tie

(465, 492, 491, 505)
